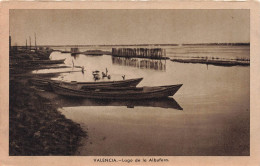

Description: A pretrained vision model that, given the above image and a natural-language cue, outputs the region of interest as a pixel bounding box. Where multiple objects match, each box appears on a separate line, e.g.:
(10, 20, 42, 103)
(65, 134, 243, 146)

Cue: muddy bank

(170, 58, 250, 67)
(9, 49, 87, 155)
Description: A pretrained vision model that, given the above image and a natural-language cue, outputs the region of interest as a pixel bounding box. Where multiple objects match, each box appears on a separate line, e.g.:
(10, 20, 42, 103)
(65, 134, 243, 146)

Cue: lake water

(38, 45, 249, 156)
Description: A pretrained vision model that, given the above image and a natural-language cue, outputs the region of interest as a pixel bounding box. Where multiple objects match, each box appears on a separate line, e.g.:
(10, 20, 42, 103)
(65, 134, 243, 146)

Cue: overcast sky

(10, 9, 249, 46)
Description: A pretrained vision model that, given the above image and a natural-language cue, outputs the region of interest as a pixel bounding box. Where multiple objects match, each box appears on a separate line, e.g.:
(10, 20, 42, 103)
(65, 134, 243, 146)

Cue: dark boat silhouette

(28, 58, 66, 65)
(50, 83, 183, 100)
(30, 77, 143, 90)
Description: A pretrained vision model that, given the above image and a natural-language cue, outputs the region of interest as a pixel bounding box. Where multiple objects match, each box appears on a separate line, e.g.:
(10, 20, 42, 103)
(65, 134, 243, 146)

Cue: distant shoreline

(170, 58, 250, 67)
(16, 43, 250, 48)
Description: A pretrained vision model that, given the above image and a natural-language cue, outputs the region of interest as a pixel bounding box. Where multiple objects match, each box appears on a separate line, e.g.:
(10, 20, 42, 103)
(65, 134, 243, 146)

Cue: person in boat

(92, 70, 100, 81)
(81, 66, 85, 73)
(101, 68, 109, 79)
(122, 75, 125, 80)
(93, 74, 100, 81)
(106, 68, 108, 76)
(102, 72, 107, 78)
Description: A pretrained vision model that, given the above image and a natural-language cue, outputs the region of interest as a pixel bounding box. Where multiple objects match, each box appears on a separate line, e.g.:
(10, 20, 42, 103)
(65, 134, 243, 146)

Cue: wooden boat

(71, 48, 80, 55)
(28, 58, 66, 65)
(29, 77, 143, 90)
(81, 86, 143, 91)
(61, 51, 71, 53)
(81, 50, 106, 56)
(49, 83, 183, 100)
(82, 52, 103, 56)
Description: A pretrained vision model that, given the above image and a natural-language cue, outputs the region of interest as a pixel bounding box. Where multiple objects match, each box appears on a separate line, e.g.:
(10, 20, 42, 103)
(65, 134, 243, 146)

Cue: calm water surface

(39, 45, 249, 156)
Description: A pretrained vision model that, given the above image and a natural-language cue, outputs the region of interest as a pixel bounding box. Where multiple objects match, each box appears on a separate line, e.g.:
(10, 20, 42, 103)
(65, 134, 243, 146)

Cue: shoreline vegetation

(9, 48, 87, 155)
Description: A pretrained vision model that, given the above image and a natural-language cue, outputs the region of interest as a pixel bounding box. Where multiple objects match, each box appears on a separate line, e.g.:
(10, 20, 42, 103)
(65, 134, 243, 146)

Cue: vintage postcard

(0, 1, 259, 166)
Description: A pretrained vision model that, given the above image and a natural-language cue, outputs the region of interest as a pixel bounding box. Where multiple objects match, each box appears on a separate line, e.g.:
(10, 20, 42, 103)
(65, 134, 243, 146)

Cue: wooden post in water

(9, 36, 11, 52)
(29, 36, 31, 50)
(112, 47, 166, 60)
(164, 49, 166, 70)
(34, 33, 37, 51)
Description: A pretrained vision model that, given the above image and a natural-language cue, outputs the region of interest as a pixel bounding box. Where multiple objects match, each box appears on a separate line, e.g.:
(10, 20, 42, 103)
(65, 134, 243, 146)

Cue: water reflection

(56, 96, 182, 110)
(112, 57, 166, 71)
(48, 46, 249, 156)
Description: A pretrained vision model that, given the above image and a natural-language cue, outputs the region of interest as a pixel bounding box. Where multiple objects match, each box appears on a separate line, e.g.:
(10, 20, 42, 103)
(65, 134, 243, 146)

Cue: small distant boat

(49, 83, 183, 100)
(82, 50, 103, 56)
(61, 50, 71, 53)
(71, 48, 80, 55)
(30, 77, 143, 90)
(28, 59, 66, 65)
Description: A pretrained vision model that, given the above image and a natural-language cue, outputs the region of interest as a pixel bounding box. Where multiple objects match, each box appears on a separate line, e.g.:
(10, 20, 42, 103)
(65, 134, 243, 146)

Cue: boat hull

(30, 77, 143, 90)
(29, 59, 65, 65)
(50, 83, 183, 100)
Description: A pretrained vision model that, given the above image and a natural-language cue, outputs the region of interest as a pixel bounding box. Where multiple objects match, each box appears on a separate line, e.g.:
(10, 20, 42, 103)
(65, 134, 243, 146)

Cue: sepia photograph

(8, 9, 250, 157)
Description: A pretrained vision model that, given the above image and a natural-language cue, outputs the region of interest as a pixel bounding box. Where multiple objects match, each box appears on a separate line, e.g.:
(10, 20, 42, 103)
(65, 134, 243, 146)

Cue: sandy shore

(9, 49, 87, 155)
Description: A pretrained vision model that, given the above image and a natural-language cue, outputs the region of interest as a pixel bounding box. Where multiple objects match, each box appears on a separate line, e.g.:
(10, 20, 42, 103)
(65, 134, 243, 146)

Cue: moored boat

(61, 51, 71, 53)
(30, 77, 143, 90)
(28, 58, 66, 65)
(49, 83, 183, 100)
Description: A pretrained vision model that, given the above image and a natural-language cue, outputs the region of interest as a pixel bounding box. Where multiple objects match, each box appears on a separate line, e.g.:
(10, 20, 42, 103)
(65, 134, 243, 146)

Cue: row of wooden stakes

(112, 48, 166, 59)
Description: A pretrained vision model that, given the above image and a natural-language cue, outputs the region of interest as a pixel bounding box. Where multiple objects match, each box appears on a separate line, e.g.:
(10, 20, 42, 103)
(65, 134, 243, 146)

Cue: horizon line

(14, 42, 250, 47)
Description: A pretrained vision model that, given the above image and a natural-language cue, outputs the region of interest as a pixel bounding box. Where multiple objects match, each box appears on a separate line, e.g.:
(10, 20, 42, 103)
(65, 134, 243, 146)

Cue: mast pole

(35, 33, 37, 51)
(29, 36, 31, 50)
